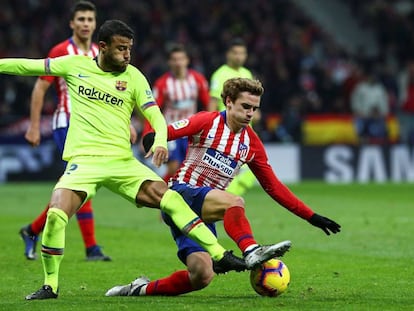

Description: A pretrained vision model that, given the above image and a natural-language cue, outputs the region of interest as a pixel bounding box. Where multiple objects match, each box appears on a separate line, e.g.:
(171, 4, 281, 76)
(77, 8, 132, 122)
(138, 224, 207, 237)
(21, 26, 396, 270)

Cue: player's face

(226, 46, 247, 69)
(226, 91, 260, 131)
(70, 10, 96, 42)
(100, 35, 133, 72)
(168, 51, 189, 77)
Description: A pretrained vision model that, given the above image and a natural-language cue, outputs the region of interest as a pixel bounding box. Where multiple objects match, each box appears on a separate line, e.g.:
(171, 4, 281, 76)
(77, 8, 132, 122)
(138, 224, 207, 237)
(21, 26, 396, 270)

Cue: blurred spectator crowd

(1, 0, 414, 144)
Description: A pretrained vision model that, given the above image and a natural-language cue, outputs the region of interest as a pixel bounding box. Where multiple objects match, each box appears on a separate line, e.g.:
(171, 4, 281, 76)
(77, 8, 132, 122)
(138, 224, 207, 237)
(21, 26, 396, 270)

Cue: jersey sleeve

(39, 44, 65, 83)
(135, 75, 167, 150)
(167, 111, 213, 140)
(247, 133, 315, 220)
(0, 58, 51, 76)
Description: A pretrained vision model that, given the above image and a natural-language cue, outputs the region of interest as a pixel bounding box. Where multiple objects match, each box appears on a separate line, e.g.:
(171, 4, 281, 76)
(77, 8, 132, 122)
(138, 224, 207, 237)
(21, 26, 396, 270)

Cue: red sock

(76, 200, 97, 248)
(146, 270, 194, 296)
(30, 203, 49, 235)
(223, 206, 257, 253)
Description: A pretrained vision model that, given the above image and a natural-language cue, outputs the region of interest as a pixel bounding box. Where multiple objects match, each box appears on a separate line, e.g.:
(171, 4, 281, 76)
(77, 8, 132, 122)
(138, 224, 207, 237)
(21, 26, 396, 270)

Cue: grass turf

(0, 182, 413, 310)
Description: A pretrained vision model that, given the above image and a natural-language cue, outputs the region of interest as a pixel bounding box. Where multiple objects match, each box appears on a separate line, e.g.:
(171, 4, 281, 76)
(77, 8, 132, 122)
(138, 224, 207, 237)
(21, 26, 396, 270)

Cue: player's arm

(140, 104, 168, 167)
(167, 111, 210, 140)
(25, 78, 52, 147)
(143, 111, 212, 153)
(248, 135, 341, 235)
(0, 56, 72, 77)
(0, 58, 50, 76)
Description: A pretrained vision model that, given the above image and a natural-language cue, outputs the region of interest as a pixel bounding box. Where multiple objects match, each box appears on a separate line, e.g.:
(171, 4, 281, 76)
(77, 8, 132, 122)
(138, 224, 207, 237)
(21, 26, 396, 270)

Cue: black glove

(309, 213, 341, 235)
(142, 132, 155, 153)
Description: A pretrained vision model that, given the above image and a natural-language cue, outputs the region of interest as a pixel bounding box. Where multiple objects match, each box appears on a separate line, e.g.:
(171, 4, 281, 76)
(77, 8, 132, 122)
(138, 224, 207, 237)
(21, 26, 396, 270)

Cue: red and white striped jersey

(152, 69, 209, 123)
(167, 111, 314, 220)
(40, 38, 98, 129)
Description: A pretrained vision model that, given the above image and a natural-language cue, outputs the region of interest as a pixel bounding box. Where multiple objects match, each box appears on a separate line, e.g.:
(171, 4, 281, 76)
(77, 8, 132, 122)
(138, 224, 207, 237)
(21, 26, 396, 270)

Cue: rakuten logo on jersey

(78, 86, 124, 106)
(202, 148, 236, 176)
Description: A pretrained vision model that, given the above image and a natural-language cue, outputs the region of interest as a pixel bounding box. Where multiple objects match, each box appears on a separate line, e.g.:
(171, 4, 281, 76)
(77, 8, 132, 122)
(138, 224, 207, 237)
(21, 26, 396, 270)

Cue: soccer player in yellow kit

(0, 19, 246, 300)
(209, 38, 257, 195)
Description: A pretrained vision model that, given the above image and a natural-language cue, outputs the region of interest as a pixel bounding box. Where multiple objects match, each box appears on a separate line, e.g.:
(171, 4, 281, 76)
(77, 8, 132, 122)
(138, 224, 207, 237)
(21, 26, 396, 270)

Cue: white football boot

(244, 240, 292, 269)
(105, 276, 150, 296)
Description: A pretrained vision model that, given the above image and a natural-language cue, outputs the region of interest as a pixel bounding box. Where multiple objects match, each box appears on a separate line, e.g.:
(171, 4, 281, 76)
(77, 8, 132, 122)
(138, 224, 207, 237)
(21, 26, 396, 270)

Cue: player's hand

(142, 132, 155, 153)
(309, 213, 341, 235)
(25, 125, 41, 147)
(146, 146, 168, 168)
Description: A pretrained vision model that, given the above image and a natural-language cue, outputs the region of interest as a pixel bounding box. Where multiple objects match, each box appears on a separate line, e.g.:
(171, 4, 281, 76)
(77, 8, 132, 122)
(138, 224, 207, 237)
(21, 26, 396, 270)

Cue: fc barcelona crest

(115, 80, 127, 91)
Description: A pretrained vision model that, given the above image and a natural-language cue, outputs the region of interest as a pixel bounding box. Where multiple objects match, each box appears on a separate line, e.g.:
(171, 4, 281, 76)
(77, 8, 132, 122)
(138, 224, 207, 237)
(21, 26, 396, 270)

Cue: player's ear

(99, 41, 107, 51)
(225, 96, 232, 108)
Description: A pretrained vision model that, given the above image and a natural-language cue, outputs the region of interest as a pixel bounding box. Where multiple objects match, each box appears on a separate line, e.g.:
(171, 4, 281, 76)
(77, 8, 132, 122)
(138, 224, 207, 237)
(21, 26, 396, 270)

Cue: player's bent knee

(224, 192, 245, 208)
(136, 180, 168, 207)
(45, 208, 68, 230)
(233, 195, 245, 207)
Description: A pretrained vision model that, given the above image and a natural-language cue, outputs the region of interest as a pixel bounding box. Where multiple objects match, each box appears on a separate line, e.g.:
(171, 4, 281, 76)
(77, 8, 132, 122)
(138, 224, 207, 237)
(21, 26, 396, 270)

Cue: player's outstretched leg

(243, 240, 291, 269)
(106, 276, 150, 296)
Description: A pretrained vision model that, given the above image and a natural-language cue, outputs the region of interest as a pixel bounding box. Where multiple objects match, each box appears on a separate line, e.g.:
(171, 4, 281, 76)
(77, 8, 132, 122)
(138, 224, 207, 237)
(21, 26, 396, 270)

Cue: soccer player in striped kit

(105, 78, 340, 297)
(21, 1, 111, 261)
(148, 43, 210, 182)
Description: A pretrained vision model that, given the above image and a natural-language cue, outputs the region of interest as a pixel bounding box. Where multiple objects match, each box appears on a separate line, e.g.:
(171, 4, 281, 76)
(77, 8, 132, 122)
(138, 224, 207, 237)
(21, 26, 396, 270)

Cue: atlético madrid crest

(115, 80, 127, 91)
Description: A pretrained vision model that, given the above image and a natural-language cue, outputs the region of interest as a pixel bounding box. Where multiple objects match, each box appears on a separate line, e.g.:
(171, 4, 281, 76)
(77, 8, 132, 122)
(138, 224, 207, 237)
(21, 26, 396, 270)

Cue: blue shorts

(53, 127, 68, 169)
(168, 137, 188, 163)
(162, 182, 216, 264)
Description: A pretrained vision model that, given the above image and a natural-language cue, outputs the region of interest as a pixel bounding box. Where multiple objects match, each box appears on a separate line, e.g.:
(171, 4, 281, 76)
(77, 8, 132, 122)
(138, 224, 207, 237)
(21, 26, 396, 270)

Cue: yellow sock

(41, 207, 68, 293)
(160, 189, 225, 260)
(226, 168, 256, 196)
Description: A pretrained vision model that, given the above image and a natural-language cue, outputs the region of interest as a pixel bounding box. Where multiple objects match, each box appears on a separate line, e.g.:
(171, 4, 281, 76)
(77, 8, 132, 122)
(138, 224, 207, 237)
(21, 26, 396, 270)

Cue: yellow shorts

(55, 156, 163, 206)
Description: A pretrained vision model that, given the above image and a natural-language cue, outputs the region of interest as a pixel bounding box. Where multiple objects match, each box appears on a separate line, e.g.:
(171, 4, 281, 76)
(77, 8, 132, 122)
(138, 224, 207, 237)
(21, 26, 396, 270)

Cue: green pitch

(0, 182, 413, 310)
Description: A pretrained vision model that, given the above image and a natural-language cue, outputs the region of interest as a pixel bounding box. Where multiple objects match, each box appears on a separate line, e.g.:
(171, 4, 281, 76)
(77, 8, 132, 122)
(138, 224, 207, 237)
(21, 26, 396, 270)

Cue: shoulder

(242, 67, 253, 78)
(48, 39, 71, 57)
(51, 54, 86, 62)
(188, 69, 208, 83)
(211, 65, 227, 77)
(191, 110, 218, 123)
(246, 126, 264, 147)
(154, 72, 170, 86)
(126, 65, 148, 80)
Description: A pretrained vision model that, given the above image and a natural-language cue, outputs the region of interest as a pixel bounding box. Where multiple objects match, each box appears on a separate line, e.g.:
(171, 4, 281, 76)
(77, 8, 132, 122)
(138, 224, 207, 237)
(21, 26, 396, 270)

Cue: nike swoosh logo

(207, 134, 215, 139)
(77, 74, 90, 78)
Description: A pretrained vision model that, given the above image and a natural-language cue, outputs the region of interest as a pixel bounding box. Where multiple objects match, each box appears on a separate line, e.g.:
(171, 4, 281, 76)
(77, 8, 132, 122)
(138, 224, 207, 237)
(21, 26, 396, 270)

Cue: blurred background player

(20, 0, 111, 261)
(208, 38, 257, 196)
(147, 43, 210, 181)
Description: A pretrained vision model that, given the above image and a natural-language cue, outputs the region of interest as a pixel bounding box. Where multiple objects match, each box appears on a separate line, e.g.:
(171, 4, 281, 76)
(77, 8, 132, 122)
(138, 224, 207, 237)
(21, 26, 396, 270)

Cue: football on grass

(250, 259, 290, 297)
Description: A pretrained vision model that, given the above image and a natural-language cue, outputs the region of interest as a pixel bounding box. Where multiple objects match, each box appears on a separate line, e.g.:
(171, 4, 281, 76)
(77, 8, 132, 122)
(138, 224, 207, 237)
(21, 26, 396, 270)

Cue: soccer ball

(250, 259, 290, 297)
